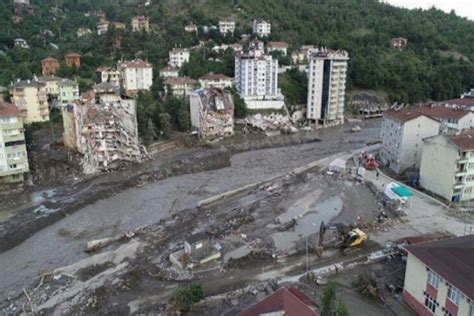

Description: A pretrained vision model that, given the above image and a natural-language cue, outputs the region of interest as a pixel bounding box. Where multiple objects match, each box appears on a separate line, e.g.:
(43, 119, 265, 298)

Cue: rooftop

(267, 41, 288, 48)
(0, 102, 20, 117)
(199, 72, 231, 81)
(42, 57, 58, 62)
(120, 59, 152, 69)
(164, 77, 197, 86)
(238, 287, 318, 316)
(185, 232, 208, 244)
(406, 234, 474, 299)
(65, 52, 81, 58)
(195, 88, 234, 112)
(384, 107, 435, 123)
(447, 133, 474, 151)
(385, 104, 471, 123)
(441, 96, 474, 108)
(170, 47, 189, 53)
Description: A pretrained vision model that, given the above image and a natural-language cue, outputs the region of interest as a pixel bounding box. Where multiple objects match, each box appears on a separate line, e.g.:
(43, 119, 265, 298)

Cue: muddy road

(0, 120, 380, 302)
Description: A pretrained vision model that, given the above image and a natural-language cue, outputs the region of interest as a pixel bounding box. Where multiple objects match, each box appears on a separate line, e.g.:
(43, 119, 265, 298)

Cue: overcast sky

(387, 0, 473, 20)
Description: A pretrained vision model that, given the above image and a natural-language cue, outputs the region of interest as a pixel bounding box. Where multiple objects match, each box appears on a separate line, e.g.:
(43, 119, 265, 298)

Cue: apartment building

(420, 133, 474, 203)
(96, 67, 121, 87)
(417, 104, 474, 134)
(306, 49, 349, 126)
(234, 49, 283, 109)
(159, 67, 179, 79)
(252, 18, 271, 37)
(380, 107, 440, 174)
(10, 79, 49, 123)
(14, 38, 29, 49)
(41, 57, 60, 76)
(168, 48, 190, 69)
(266, 41, 288, 56)
(132, 16, 150, 33)
(218, 20, 235, 35)
(0, 102, 28, 184)
(163, 77, 198, 98)
(118, 59, 153, 93)
(190, 88, 234, 139)
(36, 76, 79, 107)
(403, 235, 474, 316)
(64, 53, 81, 68)
(184, 23, 198, 33)
(198, 73, 232, 89)
(62, 91, 144, 174)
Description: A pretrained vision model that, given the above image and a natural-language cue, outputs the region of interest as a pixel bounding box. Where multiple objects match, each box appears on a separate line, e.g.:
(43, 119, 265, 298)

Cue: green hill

(0, 0, 473, 103)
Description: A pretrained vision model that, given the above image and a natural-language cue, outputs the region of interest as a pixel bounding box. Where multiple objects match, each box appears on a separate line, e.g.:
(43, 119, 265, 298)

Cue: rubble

(239, 113, 298, 133)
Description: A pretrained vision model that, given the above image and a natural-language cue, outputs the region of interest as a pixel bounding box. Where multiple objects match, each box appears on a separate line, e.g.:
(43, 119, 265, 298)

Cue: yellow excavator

(318, 221, 368, 250)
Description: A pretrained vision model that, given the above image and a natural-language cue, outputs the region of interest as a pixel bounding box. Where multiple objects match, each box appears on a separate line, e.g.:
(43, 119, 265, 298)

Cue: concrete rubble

(239, 113, 298, 134)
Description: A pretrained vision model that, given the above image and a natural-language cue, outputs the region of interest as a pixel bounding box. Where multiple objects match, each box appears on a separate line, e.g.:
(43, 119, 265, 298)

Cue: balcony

(453, 182, 465, 189)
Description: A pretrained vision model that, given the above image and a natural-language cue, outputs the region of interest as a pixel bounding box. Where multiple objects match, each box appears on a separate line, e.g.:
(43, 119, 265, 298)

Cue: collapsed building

(62, 89, 146, 174)
(189, 88, 234, 139)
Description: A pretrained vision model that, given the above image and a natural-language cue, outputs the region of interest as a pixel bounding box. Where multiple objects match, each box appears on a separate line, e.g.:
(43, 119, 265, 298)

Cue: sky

(387, 0, 474, 20)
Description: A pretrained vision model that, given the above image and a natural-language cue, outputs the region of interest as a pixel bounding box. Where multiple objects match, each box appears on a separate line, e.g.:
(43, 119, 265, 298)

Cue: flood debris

(239, 113, 298, 133)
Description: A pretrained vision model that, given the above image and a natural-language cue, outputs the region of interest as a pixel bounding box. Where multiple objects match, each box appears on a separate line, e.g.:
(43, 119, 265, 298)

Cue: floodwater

(0, 121, 380, 301)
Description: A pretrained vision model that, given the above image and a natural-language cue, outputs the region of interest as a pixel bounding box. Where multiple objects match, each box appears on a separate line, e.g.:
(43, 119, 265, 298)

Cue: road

(0, 121, 380, 302)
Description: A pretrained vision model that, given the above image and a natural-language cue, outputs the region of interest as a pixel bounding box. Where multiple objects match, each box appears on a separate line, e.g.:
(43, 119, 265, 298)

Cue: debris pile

(239, 113, 298, 134)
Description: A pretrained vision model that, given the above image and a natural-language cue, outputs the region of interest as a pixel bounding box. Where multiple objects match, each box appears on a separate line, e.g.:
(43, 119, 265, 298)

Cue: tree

(173, 284, 205, 312)
(143, 118, 157, 145)
(232, 90, 248, 119)
(159, 112, 171, 138)
(321, 282, 349, 316)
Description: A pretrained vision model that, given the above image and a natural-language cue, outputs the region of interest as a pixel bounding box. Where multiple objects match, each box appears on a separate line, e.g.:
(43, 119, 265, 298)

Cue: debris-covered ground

(2, 154, 394, 314)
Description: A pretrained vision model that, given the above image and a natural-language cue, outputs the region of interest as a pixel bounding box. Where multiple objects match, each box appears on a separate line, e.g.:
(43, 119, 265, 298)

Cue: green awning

(391, 185, 413, 197)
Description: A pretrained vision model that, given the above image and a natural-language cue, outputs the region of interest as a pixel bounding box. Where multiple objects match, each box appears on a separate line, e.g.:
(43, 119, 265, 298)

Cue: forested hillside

(0, 0, 473, 103)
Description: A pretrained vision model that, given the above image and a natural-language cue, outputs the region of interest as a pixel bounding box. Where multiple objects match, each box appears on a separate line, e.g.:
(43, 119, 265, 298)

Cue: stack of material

(240, 113, 298, 133)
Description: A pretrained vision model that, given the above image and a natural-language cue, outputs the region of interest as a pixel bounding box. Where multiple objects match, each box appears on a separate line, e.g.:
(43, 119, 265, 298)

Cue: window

(444, 311, 453, 316)
(447, 286, 460, 305)
(425, 294, 437, 313)
(428, 270, 440, 288)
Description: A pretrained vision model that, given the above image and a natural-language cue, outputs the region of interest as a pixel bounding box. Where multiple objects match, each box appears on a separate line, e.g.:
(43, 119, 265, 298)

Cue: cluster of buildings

(380, 90, 474, 202)
(62, 87, 145, 174)
(95, 59, 153, 95)
(41, 53, 81, 76)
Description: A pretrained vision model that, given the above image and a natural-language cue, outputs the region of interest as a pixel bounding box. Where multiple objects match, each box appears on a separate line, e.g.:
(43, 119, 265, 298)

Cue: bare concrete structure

(62, 90, 145, 174)
(190, 88, 234, 139)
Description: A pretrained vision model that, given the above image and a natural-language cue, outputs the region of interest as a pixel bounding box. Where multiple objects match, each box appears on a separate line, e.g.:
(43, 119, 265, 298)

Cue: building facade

(164, 77, 198, 98)
(252, 18, 271, 37)
(190, 88, 234, 139)
(0, 103, 28, 184)
(198, 73, 232, 89)
(41, 57, 60, 76)
(218, 20, 235, 35)
(96, 67, 121, 87)
(159, 67, 179, 79)
(64, 53, 81, 68)
(118, 59, 153, 93)
(62, 91, 144, 174)
(234, 49, 283, 109)
(266, 41, 288, 56)
(10, 80, 49, 123)
(168, 48, 190, 69)
(420, 133, 474, 203)
(36, 76, 79, 108)
(306, 49, 349, 126)
(403, 235, 474, 316)
(380, 108, 440, 174)
(97, 20, 109, 35)
(131, 16, 150, 32)
(76, 28, 92, 38)
(391, 37, 408, 50)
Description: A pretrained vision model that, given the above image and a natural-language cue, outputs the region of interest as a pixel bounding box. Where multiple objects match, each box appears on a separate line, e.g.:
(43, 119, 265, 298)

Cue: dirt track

(0, 120, 380, 305)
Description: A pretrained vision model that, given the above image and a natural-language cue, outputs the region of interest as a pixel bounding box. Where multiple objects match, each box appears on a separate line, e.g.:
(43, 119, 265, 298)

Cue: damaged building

(62, 89, 146, 174)
(190, 88, 234, 139)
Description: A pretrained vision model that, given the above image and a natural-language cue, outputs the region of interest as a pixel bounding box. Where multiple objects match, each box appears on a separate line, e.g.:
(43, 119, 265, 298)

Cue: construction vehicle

(360, 151, 377, 170)
(318, 221, 368, 250)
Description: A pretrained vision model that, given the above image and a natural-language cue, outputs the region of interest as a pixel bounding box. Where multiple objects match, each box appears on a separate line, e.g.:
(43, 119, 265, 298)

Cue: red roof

(447, 133, 474, 151)
(267, 41, 288, 48)
(65, 52, 81, 58)
(199, 73, 231, 81)
(239, 287, 318, 316)
(120, 59, 152, 68)
(406, 235, 474, 299)
(442, 97, 474, 107)
(42, 57, 58, 62)
(0, 102, 20, 117)
(384, 104, 469, 123)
